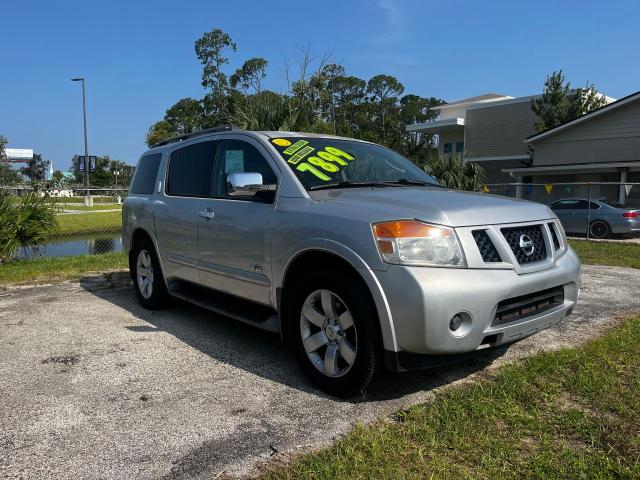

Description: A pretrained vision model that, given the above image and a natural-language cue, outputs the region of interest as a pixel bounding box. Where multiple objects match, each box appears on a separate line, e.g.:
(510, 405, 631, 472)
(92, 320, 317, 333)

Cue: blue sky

(1, 0, 639, 170)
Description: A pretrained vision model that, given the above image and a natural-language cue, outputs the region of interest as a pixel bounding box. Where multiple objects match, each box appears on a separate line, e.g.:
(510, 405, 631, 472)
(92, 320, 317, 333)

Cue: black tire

(589, 220, 611, 239)
(286, 270, 381, 398)
(131, 237, 169, 309)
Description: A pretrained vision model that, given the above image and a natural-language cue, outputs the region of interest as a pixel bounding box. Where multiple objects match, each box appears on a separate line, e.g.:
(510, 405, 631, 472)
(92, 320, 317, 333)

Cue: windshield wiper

(380, 178, 442, 187)
(308, 180, 400, 191)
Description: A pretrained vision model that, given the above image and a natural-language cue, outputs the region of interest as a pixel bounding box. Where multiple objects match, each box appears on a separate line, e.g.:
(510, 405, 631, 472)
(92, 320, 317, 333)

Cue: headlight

(373, 220, 465, 267)
(553, 219, 569, 251)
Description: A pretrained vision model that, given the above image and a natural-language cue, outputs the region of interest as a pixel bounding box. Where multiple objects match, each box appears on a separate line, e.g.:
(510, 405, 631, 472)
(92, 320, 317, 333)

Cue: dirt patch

(41, 354, 80, 366)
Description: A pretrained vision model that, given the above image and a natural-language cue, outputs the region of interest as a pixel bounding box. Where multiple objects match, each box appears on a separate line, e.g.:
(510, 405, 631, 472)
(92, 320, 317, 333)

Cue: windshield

(268, 137, 439, 190)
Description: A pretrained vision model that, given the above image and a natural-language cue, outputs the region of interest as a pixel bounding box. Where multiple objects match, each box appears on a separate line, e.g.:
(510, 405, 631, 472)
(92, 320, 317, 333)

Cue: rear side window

(130, 153, 162, 194)
(166, 141, 218, 197)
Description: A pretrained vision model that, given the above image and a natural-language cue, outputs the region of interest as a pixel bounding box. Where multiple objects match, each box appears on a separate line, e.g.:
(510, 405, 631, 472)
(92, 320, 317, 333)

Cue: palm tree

(0, 192, 57, 261)
(423, 153, 486, 191)
(230, 91, 316, 132)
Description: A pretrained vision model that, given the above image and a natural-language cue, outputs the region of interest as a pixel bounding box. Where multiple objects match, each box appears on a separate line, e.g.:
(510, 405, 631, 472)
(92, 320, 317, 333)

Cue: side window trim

(210, 137, 279, 201)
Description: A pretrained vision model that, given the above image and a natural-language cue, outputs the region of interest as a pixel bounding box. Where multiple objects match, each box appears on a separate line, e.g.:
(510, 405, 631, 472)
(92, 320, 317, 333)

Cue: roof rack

(152, 125, 242, 148)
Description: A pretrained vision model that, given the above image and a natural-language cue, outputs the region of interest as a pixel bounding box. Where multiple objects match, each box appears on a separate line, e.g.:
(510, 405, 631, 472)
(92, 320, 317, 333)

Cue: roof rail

(152, 125, 242, 148)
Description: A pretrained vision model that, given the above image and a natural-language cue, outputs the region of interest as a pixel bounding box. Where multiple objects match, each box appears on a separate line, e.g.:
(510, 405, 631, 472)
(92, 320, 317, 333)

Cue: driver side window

(212, 139, 277, 198)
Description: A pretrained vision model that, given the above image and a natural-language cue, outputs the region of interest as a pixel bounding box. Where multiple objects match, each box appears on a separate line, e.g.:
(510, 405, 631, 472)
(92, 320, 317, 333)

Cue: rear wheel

(287, 270, 380, 398)
(132, 238, 169, 309)
(589, 220, 611, 239)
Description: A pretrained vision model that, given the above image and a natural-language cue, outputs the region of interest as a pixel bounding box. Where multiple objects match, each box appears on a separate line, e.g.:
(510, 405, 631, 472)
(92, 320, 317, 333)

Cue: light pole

(114, 170, 121, 204)
(71, 77, 92, 206)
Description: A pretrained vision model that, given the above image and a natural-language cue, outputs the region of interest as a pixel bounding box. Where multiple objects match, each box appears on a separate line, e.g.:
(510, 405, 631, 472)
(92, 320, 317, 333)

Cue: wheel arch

(128, 227, 168, 286)
(278, 243, 398, 352)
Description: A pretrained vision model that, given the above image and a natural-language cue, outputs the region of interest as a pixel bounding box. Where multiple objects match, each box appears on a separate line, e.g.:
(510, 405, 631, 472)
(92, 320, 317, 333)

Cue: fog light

(449, 312, 473, 338)
(450, 315, 463, 331)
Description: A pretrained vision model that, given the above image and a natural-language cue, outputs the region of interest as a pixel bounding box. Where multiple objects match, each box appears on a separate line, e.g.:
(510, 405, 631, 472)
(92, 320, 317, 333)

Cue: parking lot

(1, 264, 640, 479)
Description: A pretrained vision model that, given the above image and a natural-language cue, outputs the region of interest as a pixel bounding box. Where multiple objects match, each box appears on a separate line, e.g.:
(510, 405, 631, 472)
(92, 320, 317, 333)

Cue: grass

(54, 210, 122, 236)
(265, 315, 640, 479)
(0, 252, 127, 287)
(569, 239, 640, 269)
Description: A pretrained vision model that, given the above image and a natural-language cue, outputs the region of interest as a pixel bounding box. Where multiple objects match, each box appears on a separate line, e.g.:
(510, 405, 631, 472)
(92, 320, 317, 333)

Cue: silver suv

(123, 126, 581, 397)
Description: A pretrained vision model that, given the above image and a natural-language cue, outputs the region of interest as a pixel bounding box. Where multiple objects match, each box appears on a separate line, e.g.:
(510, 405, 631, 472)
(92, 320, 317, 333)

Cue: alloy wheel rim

(300, 289, 358, 378)
(590, 221, 608, 238)
(136, 249, 154, 299)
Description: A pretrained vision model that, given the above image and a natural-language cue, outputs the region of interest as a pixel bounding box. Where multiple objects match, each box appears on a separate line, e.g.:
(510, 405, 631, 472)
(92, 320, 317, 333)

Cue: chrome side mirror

(227, 172, 266, 197)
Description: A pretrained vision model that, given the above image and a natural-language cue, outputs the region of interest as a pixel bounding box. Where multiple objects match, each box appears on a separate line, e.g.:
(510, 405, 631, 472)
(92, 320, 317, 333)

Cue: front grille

(493, 286, 564, 326)
(472, 230, 501, 262)
(548, 223, 560, 250)
(501, 225, 547, 264)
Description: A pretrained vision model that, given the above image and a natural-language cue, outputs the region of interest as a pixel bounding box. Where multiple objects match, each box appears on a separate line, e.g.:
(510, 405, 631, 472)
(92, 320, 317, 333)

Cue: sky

(1, 0, 639, 170)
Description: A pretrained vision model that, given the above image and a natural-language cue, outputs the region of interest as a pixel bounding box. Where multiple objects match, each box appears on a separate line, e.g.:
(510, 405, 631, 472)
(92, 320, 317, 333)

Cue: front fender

(275, 238, 398, 352)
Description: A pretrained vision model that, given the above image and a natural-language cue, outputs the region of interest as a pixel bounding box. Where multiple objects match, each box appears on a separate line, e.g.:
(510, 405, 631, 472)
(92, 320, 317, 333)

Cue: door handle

(198, 208, 215, 220)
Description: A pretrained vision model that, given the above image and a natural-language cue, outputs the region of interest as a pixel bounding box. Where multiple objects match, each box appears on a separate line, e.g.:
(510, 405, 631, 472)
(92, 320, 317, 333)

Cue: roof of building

(435, 93, 512, 110)
(526, 90, 640, 143)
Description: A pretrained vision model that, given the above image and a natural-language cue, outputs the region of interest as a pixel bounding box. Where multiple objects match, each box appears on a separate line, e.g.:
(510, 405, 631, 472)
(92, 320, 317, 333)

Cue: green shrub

(0, 192, 57, 261)
(423, 153, 486, 191)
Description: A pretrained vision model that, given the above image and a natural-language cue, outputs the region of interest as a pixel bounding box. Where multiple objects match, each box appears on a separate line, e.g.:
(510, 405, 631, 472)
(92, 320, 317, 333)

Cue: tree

(531, 70, 607, 132)
(0, 135, 7, 160)
(366, 74, 405, 144)
(146, 120, 174, 147)
(423, 153, 486, 191)
(194, 28, 237, 116)
(230, 57, 268, 95)
(0, 135, 22, 186)
(52, 170, 64, 186)
(19, 153, 49, 182)
(165, 98, 205, 135)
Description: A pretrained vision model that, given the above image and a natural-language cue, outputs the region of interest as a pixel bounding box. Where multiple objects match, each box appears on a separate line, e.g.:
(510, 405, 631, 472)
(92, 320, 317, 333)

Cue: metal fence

(482, 182, 640, 240)
(5, 181, 640, 263)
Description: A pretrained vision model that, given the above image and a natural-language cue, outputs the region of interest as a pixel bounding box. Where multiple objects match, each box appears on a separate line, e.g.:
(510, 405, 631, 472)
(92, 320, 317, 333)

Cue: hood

(310, 187, 555, 227)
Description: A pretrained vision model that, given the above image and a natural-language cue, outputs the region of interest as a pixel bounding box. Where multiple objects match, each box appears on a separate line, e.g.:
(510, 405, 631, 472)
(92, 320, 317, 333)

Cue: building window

(443, 143, 453, 154)
(455, 141, 464, 153)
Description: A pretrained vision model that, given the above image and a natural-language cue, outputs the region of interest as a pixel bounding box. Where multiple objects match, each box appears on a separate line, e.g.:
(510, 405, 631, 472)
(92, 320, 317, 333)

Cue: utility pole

(71, 77, 92, 206)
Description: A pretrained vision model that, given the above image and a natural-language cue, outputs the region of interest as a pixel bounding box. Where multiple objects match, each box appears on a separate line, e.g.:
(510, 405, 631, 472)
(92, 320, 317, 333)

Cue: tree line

(0, 135, 133, 188)
(146, 29, 445, 166)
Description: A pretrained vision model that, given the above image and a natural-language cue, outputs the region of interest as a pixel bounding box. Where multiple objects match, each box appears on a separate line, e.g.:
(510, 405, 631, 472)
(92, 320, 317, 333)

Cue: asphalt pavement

(1, 265, 639, 479)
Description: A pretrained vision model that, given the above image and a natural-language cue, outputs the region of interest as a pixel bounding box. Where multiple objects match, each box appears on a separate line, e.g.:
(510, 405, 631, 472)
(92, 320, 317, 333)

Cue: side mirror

(227, 172, 268, 198)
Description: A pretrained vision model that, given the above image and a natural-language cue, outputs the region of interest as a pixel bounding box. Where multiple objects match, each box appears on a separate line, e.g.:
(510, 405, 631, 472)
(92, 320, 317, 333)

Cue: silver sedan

(550, 198, 640, 239)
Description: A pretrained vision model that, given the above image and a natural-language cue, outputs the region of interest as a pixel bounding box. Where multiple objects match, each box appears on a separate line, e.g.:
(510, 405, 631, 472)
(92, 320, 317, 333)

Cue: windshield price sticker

(287, 145, 315, 165)
(271, 138, 356, 182)
(283, 140, 309, 155)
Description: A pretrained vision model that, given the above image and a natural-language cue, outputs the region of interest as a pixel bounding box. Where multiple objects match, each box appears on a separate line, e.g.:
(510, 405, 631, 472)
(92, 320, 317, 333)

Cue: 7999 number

(296, 146, 355, 181)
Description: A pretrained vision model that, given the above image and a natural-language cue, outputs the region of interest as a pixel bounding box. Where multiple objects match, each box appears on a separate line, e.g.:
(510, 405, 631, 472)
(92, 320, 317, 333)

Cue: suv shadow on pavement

(80, 273, 508, 402)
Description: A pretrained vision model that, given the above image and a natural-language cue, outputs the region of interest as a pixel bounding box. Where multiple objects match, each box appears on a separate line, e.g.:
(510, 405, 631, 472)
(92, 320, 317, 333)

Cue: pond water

(16, 234, 123, 259)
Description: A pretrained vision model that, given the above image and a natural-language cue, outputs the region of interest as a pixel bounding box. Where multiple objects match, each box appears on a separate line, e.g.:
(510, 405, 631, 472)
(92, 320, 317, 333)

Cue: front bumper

(376, 247, 581, 359)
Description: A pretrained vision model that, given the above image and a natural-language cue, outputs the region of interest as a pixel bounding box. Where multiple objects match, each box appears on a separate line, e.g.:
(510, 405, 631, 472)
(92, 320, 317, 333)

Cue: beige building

(406, 93, 541, 185)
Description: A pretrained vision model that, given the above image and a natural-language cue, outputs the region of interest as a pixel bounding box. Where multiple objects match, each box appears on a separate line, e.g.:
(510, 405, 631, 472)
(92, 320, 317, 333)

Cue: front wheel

(287, 271, 380, 398)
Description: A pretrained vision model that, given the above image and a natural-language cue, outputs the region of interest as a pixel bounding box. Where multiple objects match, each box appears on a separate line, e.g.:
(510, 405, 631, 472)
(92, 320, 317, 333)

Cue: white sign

(5, 148, 34, 160)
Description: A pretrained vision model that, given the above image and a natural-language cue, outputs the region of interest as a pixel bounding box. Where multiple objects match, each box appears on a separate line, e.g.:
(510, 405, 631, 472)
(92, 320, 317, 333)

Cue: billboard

(5, 148, 34, 160)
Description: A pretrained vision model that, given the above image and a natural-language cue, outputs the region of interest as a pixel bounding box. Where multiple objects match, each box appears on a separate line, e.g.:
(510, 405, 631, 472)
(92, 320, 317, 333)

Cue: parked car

(549, 198, 640, 239)
(123, 126, 581, 397)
